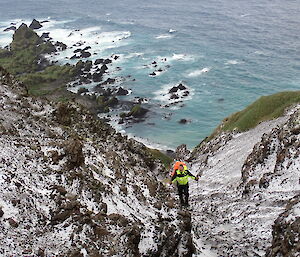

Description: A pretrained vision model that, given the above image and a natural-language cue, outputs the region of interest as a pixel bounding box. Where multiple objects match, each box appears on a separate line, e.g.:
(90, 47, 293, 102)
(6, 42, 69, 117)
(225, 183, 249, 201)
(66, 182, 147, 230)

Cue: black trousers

(177, 183, 189, 205)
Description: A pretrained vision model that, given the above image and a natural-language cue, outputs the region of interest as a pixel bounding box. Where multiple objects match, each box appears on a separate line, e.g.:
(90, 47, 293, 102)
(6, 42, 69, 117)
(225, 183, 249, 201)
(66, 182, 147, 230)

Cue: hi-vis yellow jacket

(171, 169, 197, 185)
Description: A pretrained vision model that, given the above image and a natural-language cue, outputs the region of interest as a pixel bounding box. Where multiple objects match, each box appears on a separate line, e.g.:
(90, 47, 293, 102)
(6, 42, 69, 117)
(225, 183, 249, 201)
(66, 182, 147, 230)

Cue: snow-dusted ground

(0, 80, 192, 256)
(189, 113, 300, 256)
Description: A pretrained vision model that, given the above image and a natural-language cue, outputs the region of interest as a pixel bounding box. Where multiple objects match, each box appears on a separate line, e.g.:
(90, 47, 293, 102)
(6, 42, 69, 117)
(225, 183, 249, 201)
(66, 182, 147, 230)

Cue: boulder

(178, 83, 186, 90)
(83, 61, 92, 71)
(54, 41, 67, 51)
(116, 87, 129, 96)
(102, 78, 115, 85)
(100, 64, 108, 72)
(128, 104, 149, 118)
(82, 46, 91, 51)
(104, 59, 112, 65)
(149, 72, 156, 76)
(73, 48, 82, 53)
(3, 26, 16, 32)
(29, 19, 43, 30)
(8, 218, 19, 228)
(92, 72, 103, 82)
(63, 137, 85, 170)
(170, 94, 179, 100)
(80, 51, 91, 58)
(41, 32, 50, 39)
(0, 208, 4, 217)
(179, 119, 188, 124)
(169, 86, 179, 93)
(70, 54, 78, 60)
(94, 58, 104, 65)
(183, 91, 190, 97)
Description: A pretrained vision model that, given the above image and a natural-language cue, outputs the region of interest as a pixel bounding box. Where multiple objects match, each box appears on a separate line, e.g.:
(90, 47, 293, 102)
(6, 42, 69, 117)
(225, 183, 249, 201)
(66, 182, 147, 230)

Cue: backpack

(170, 161, 187, 177)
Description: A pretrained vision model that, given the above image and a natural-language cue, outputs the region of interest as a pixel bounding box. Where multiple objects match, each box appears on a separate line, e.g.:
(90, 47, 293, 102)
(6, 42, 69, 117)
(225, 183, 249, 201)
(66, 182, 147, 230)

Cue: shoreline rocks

(29, 19, 43, 30)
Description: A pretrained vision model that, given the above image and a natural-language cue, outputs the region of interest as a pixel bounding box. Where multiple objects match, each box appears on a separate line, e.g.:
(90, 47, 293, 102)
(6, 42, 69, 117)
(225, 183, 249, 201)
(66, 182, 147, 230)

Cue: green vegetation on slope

(210, 91, 300, 138)
(20, 65, 76, 96)
(148, 148, 173, 169)
(0, 24, 77, 98)
(0, 24, 55, 75)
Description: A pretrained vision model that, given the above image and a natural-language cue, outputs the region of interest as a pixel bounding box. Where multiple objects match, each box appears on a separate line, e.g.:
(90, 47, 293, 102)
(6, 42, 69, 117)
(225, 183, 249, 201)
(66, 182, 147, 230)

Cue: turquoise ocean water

(0, 0, 299, 149)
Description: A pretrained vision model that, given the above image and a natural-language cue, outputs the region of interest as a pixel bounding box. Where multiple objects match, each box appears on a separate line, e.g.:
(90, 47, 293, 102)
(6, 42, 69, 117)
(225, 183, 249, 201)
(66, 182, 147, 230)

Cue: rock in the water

(103, 59, 112, 65)
(94, 58, 104, 65)
(0, 208, 4, 217)
(80, 51, 91, 58)
(183, 91, 190, 97)
(82, 46, 91, 51)
(3, 26, 16, 32)
(177, 83, 186, 90)
(54, 41, 67, 51)
(170, 94, 179, 100)
(102, 78, 115, 85)
(41, 32, 50, 39)
(178, 118, 189, 124)
(128, 104, 149, 118)
(149, 72, 156, 76)
(29, 19, 43, 30)
(169, 86, 179, 93)
(92, 72, 103, 82)
(116, 87, 129, 96)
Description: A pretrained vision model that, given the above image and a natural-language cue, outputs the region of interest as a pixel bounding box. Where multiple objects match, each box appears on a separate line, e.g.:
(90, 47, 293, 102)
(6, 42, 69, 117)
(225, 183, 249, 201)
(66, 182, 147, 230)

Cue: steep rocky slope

(189, 107, 300, 256)
(0, 71, 193, 256)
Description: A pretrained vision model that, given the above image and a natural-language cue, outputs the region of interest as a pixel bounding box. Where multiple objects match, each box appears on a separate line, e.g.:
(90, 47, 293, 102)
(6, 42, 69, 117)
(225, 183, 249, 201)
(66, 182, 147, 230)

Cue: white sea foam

(187, 67, 211, 77)
(124, 52, 144, 58)
(155, 34, 173, 39)
(225, 60, 239, 65)
(0, 18, 132, 64)
(170, 53, 195, 62)
(168, 29, 177, 33)
(38, 21, 131, 64)
(240, 13, 251, 18)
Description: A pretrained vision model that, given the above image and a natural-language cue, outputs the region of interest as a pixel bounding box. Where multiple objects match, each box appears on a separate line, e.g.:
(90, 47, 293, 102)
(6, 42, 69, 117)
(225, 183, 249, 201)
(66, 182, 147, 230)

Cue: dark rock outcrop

(29, 19, 43, 30)
(175, 144, 191, 161)
(54, 41, 67, 51)
(266, 195, 300, 257)
(3, 26, 16, 32)
(116, 87, 129, 96)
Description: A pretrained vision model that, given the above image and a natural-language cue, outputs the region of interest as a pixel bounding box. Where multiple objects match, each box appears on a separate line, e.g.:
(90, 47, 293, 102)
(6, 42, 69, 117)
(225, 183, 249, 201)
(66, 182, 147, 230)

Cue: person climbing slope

(171, 163, 198, 207)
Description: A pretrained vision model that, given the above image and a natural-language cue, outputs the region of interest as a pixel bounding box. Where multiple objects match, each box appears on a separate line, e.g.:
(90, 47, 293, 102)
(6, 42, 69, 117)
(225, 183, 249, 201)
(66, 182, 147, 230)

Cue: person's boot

(179, 196, 184, 207)
(184, 196, 189, 207)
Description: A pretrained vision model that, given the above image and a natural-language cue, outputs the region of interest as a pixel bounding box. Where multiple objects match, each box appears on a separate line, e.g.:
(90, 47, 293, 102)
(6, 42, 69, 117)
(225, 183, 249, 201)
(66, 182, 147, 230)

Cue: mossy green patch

(148, 148, 173, 169)
(19, 65, 76, 96)
(0, 24, 56, 75)
(128, 104, 148, 118)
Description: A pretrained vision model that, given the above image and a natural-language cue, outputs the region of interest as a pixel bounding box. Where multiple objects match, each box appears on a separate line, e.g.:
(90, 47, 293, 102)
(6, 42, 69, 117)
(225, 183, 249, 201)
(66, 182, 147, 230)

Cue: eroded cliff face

(0, 71, 193, 257)
(189, 107, 299, 256)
